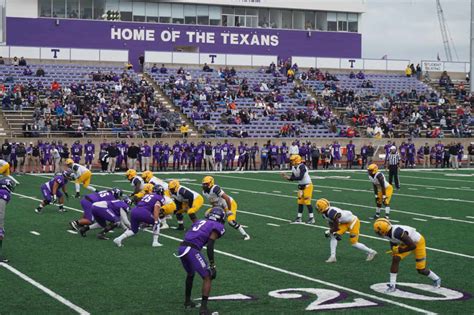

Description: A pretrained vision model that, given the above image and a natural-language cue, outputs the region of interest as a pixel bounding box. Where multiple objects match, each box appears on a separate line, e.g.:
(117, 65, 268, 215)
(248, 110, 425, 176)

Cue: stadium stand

(0, 61, 184, 138)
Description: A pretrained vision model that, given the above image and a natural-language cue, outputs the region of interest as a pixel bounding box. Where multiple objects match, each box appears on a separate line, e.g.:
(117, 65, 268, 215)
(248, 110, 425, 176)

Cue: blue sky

(360, 0, 470, 62)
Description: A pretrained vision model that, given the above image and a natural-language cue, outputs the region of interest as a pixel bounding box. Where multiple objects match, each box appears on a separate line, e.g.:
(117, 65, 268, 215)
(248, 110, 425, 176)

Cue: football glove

(332, 232, 342, 241)
(324, 230, 330, 238)
(385, 245, 400, 255)
(209, 264, 217, 280)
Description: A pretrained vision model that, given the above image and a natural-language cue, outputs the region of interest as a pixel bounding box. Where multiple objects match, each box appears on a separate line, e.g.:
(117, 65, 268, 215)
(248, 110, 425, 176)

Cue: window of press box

(145, 2, 158, 22)
(348, 13, 358, 32)
(52, 0, 66, 18)
(327, 12, 337, 31)
(93, 0, 105, 20)
(132, 1, 145, 22)
(67, 0, 79, 18)
(80, 0, 93, 19)
(39, 0, 52, 17)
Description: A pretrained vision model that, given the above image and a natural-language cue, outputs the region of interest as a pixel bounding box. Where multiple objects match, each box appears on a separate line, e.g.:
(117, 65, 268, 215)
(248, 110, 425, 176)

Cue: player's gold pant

(336, 217, 360, 244)
(161, 201, 177, 216)
(297, 183, 313, 205)
(0, 163, 10, 176)
(376, 184, 393, 205)
(394, 235, 427, 270)
(75, 170, 92, 188)
(180, 195, 204, 215)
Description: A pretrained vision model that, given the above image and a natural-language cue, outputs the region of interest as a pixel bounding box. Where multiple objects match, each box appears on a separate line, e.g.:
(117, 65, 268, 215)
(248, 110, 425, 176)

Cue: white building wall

(6, 0, 38, 18)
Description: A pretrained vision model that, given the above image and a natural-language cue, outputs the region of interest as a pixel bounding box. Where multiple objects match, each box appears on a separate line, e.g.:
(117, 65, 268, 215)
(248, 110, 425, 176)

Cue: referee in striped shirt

(386, 145, 401, 189)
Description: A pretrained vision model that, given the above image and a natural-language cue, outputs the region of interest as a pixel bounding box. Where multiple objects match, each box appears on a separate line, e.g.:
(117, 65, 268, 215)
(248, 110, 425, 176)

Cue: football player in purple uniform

(78, 198, 131, 239)
(71, 140, 83, 164)
(176, 207, 226, 314)
(84, 140, 95, 169)
(113, 186, 165, 247)
(35, 170, 74, 214)
(345, 140, 355, 169)
(69, 188, 123, 231)
(0, 178, 16, 262)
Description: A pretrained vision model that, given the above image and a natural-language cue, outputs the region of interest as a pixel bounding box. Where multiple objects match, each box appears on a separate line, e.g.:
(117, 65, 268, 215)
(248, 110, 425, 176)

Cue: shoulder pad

(393, 227, 405, 240)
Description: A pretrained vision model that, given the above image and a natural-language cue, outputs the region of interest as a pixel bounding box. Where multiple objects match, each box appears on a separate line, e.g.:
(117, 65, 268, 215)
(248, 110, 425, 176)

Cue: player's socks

(385, 207, 391, 217)
(352, 242, 373, 253)
(86, 186, 97, 192)
(58, 204, 65, 212)
(75, 183, 80, 193)
(330, 237, 337, 257)
(201, 296, 208, 309)
(114, 229, 134, 246)
(89, 223, 101, 230)
(35, 204, 43, 213)
(427, 270, 440, 281)
(389, 273, 397, 286)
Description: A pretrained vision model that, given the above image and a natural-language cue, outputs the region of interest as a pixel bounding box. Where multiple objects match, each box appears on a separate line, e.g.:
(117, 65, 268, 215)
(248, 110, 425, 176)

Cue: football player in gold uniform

(317, 198, 377, 263)
(281, 155, 315, 223)
(374, 218, 441, 292)
(367, 164, 393, 219)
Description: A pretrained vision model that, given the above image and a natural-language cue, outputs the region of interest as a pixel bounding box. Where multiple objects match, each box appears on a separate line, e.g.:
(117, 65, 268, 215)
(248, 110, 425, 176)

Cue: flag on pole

(381, 55, 387, 60)
(436, 53, 441, 61)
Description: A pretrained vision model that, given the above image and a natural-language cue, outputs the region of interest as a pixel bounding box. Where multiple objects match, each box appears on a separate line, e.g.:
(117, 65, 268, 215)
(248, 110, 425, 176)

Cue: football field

(1, 169, 473, 314)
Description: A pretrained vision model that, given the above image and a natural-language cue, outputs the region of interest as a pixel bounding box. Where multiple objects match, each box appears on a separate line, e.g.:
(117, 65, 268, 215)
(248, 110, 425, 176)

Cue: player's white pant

(141, 157, 150, 171)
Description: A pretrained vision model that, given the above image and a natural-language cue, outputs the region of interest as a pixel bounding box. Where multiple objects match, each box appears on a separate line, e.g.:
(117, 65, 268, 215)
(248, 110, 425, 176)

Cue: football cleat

(292, 217, 302, 224)
(384, 215, 390, 219)
(97, 233, 109, 240)
(0, 256, 9, 263)
(433, 278, 441, 288)
(370, 214, 380, 220)
(58, 208, 67, 213)
(113, 238, 123, 247)
(152, 241, 163, 247)
(160, 222, 169, 230)
(306, 218, 315, 224)
(385, 284, 397, 293)
(74, 192, 80, 198)
(78, 227, 88, 237)
(184, 301, 200, 309)
(34, 208, 42, 214)
(325, 256, 337, 263)
(366, 251, 378, 261)
(69, 221, 79, 231)
(243, 234, 251, 241)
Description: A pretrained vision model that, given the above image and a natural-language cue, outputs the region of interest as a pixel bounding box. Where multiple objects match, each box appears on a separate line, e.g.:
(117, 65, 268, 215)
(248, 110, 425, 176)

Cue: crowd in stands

(299, 64, 473, 139)
(0, 57, 182, 138)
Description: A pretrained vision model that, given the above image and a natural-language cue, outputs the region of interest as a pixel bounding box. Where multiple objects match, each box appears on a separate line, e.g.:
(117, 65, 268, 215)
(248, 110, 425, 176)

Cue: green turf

(1, 169, 473, 314)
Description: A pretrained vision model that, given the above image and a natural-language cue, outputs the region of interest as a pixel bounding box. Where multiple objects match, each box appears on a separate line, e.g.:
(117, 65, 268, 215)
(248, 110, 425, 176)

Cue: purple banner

(6, 17, 361, 65)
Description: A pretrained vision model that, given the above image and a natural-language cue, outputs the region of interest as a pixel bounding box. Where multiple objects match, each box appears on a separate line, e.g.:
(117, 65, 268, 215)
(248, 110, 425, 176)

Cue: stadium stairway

(143, 72, 199, 137)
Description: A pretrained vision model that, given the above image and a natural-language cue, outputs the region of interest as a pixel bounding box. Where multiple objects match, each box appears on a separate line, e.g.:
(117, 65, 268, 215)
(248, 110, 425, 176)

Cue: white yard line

(413, 218, 428, 222)
(266, 223, 280, 227)
(30, 231, 41, 236)
(216, 174, 474, 204)
(0, 263, 90, 315)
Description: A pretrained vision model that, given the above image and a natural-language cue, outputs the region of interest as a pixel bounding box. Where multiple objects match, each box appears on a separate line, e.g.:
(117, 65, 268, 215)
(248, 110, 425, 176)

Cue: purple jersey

(332, 143, 341, 156)
(214, 145, 223, 161)
(269, 145, 278, 156)
(361, 145, 368, 156)
(101, 200, 129, 216)
(84, 190, 115, 203)
(84, 143, 95, 156)
(173, 144, 182, 156)
(384, 144, 392, 155)
(71, 144, 83, 156)
(42, 144, 52, 157)
(228, 146, 236, 157)
(118, 143, 128, 156)
(0, 188, 11, 203)
(135, 193, 165, 213)
(238, 145, 245, 155)
(182, 219, 225, 251)
(100, 142, 109, 151)
(196, 144, 204, 156)
(153, 144, 161, 157)
(162, 145, 170, 156)
(47, 175, 68, 191)
(399, 144, 407, 156)
(141, 145, 151, 157)
(407, 143, 415, 156)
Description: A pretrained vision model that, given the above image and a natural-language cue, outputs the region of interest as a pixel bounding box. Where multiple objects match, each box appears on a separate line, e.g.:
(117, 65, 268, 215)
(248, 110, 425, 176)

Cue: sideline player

(316, 198, 377, 263)
(281, 155, 315, 224)
(367, 163, 393, 219)
(0, 178, 15, 262)
(202, 176, 250, 240)
(65, 158, 97, 198)
(373, 218, 441, 292)
(169, 180, 204, 230)
(175, 207, 226, 314)
(35, 170, 74, 213)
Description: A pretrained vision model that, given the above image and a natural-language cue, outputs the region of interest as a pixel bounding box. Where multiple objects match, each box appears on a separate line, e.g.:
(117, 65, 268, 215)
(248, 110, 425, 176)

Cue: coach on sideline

(386, 145, 401, 190)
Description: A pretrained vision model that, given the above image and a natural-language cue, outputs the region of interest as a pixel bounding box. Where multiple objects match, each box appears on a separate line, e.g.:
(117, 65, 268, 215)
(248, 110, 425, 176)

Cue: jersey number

(99, 192, 109, 198)
(192, 221, 207, 231)
(142, 195, 153, 203)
